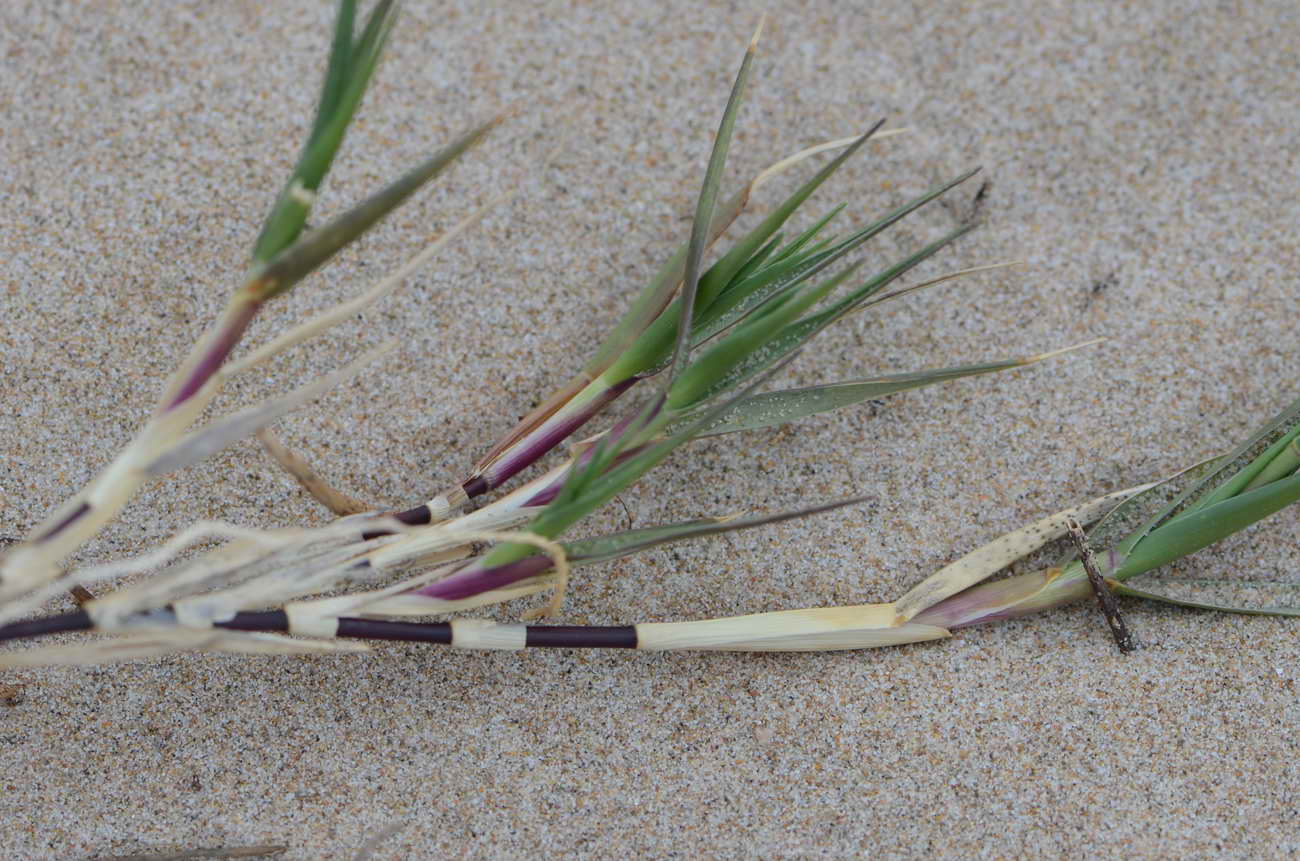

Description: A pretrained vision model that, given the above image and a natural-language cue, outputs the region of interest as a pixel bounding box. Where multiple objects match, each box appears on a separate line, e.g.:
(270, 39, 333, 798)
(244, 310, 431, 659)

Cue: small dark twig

(95, 845, 287, 861)
(967, 179, 989, 223)
(1066, 517, 1137, 653)
(615, 494, 634, 531)
(0, 681, 25, 706)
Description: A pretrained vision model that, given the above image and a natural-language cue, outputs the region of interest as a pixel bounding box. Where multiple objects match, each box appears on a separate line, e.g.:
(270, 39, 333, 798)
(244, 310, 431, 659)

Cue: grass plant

(2, 1, 1293, 665)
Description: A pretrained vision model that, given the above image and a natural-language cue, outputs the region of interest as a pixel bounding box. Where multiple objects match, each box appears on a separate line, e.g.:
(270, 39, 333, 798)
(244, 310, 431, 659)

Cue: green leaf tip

(667, 15, 764, 387)
(247, 117, 499, 302)
(693, 339, 1102, 438)
(566, 494, 868, 567)
(252, 0, 403, 264)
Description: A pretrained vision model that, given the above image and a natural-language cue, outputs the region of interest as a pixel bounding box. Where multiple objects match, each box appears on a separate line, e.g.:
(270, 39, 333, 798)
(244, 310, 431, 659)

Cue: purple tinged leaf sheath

(912, 565, 1091, 630)
(164, 301, 260, 411)
(467, 376, 639, 495)
(417, 555, 554, 601)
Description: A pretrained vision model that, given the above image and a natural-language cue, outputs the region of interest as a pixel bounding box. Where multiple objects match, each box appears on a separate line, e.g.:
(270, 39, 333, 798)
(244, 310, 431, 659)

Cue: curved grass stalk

(5, 410, 1295, 663)
(749, 129, 908, 191)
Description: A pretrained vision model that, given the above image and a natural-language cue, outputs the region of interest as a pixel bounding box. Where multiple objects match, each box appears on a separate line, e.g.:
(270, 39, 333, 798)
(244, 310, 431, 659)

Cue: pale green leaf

(693, 350, 1074, 437)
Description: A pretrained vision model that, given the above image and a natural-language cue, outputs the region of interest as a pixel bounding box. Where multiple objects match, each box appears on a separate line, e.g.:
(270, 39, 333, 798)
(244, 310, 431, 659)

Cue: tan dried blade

(893, 484, 1153, 623)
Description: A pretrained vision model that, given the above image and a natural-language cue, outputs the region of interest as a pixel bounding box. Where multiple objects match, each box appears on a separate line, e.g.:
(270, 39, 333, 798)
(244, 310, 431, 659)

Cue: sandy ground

(1, 0, 1297, 858)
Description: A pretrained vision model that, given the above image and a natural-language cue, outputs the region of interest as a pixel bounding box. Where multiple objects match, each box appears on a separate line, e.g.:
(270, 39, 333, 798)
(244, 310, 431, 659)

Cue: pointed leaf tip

(751, 122, 892, 193)
(667, 20, 761, 384)
(1025, 337, 1107, 364)
(248, 117, 496, 301)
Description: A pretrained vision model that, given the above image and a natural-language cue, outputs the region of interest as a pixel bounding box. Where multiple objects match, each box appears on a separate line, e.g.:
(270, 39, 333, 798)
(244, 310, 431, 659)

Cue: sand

(1, 0, 1297, 857)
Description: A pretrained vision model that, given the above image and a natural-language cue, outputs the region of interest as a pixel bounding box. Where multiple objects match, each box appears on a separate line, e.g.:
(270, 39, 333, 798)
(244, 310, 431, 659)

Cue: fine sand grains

(0, 1, 1297, 857)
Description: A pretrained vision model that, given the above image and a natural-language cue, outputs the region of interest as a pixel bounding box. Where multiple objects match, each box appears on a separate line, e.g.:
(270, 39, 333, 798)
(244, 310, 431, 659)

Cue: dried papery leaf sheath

(893, 483, 1151, 623)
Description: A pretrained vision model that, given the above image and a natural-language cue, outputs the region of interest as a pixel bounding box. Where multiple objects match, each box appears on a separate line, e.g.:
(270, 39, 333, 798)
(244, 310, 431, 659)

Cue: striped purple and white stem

(376, 378, 647, 533)
(361, 457, 572, 540)
(322, 606, 947, 651)
(0, 604, 947, 652)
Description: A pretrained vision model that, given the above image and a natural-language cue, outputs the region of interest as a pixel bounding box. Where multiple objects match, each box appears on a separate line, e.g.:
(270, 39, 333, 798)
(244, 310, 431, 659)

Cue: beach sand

(1, 1, 1297, 857)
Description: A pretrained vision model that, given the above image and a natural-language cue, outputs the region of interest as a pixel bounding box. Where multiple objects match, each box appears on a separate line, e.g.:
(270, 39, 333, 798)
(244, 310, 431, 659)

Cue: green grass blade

(541, 359, 794, 534)
(1111, 579, 1300, 617)
(580, 123, 886, 384)
(565, 496, 870, 565)
(308, 0, 357, 145)
(667, 20, 761, 384)
(310, 0, 399, 187)
(1191, 398, 1300, 508)
(690, 170, 979, 347)
(666, 261, 856, 410)
(729, 233, 783, 284)
(691, 122, 882, 312)
(770, 204, 846, 262)
(580, 188, 750, 378)
(252, 0, 400, 263)
(483, 357, 797, 569)
(797, 237, 837, 257)
(1101, 473, 1300, 619)
(797, 221, 980, 331)
(1115, 473, 1300, 580)
(1067, 399, 1300, 617)
(550, 391, 666, 510)
(689, 224, 975, 405)
(1243, 437, 1300, 491)
(687, 229, 843, 347)
(1075, 396, 1300, 574)
(601, 241, 837, 384)
(246, 118, 496, 302)
(351, 0, 399, 73)
(692, 348, 1083, 437)
(1056, 455, 1224, 570)
(566, 517, 725, 564)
